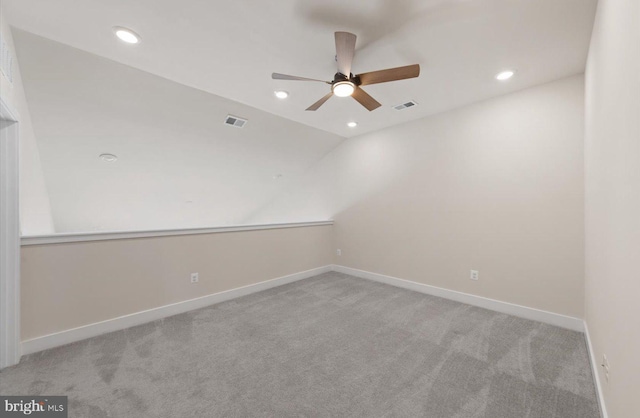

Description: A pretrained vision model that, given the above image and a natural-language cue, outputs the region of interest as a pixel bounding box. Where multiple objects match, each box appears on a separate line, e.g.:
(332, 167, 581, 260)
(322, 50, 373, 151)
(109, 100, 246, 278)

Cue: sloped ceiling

(6, 0, 597, 232)
(4, 0, 597, 138)
(13, 31, 342, 232)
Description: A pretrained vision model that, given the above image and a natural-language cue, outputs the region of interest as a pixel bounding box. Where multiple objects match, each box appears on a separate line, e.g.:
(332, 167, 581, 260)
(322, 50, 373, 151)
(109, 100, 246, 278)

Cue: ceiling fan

(272, 32, 420, 112)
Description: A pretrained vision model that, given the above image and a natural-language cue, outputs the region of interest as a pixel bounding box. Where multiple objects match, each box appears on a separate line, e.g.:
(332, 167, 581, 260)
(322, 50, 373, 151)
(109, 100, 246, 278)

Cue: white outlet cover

(190, 273, 199, 283)
(470, 270, 479, 280)
(336, 249, 342, 256)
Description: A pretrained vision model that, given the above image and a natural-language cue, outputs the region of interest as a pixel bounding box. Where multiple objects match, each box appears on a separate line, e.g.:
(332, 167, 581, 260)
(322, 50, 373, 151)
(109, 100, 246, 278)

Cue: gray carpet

(0, 272, 600, 417)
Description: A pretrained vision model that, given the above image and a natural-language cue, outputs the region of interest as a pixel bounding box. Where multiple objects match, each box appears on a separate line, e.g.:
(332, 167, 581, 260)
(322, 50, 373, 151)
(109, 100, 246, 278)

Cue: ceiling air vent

(224, 115, 248, 128)
(393, 100, 418, 111)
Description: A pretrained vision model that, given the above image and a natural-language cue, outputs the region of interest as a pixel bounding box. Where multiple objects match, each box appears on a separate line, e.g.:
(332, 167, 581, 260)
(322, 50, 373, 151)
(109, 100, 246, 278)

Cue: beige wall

(20, 225, 333, 341)
(584, 0, 640, 416)
(334, 76, 585, 318)
(0, 7, 54, 234)
(252, 76, 586, 318)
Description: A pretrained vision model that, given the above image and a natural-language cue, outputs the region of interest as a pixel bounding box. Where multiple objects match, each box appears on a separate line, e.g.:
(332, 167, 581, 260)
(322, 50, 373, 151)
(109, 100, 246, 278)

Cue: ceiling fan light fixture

(272, 32, 419, 111)
(332, 81, 355, 97)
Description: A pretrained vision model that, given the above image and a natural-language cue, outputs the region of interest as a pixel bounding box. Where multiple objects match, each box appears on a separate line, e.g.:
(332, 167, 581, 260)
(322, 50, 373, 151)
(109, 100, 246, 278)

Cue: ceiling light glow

(332, 81, 355, 97)
(114, 27, 140, 44)
(274, 90, 289, 99)
(495, 70, 514, 81)
(347, 122, 358, 128)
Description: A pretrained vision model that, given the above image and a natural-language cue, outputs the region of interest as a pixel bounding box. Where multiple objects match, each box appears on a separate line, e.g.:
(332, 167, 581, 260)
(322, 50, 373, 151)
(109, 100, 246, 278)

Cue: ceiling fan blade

(357, 64, 420, 86)
(335, 31, 357, 76)
(352, 87, 381, 111)
(272, 73, 329, 83)
(306, 92, 334, 111)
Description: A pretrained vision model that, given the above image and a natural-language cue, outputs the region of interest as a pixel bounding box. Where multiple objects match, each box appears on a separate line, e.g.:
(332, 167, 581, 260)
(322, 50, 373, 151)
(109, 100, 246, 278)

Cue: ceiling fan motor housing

(332, 72, 361, 86)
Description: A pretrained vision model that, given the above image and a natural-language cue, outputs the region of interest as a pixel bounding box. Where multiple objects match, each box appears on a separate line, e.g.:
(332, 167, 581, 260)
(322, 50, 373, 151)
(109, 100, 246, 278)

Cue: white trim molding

(584, 322, 608, 418)
(21, 220, 334, 246)
(0, 98, 21, 369)
(332, 265, 584, 332)
(20, 262, 587, 359)
(21, 265, 332, 355)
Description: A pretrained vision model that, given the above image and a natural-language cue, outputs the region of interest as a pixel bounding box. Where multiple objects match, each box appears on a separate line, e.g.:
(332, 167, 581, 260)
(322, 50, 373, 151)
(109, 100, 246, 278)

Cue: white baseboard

(331, 265, 584, 332)
(21, 264, 586, 356)
(584, 322, 608, 418)
(21, 265, 332, 356)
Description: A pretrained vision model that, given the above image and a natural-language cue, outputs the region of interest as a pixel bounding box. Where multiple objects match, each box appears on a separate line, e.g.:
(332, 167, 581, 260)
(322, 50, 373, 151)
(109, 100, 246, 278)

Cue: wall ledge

(20, 220, 333, 246)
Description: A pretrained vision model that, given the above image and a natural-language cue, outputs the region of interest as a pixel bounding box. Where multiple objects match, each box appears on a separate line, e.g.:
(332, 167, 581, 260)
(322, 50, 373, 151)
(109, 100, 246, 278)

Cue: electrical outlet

(602, 354, 610, 382)
(470, 270, 479, 281)
(336, 249, 342, 256)
(190, 272, 199, 283)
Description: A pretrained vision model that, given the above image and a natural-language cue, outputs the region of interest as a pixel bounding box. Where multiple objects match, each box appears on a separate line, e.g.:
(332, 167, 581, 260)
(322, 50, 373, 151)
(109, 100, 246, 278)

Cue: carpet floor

(0, 272, 600, 417)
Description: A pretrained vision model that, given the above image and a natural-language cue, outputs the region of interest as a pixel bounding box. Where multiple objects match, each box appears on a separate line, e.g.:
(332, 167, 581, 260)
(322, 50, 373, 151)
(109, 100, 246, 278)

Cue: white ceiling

(13, 30, 342, 232)
(4, 0, 597, 138)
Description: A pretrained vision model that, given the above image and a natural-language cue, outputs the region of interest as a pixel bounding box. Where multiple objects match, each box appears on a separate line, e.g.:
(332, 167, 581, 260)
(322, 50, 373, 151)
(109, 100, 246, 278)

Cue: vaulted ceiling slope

(4, 0, 597, 138)
(13, 30, 342, 232)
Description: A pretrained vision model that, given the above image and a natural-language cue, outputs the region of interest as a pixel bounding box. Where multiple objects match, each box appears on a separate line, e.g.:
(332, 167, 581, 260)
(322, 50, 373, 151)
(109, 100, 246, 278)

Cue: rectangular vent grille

(393, 100, 418, 111)
(224, 115, 248, 128)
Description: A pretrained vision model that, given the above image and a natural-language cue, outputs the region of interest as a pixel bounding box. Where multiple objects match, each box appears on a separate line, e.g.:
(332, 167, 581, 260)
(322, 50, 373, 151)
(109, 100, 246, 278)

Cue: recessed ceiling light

(495, 70, 515, 81)
(99, 153, 118, 162)
(274, 90, 289, 99)
(332, 81, 355, 97)
(114, 27, 140, 44)
(347, 122, 358, 128)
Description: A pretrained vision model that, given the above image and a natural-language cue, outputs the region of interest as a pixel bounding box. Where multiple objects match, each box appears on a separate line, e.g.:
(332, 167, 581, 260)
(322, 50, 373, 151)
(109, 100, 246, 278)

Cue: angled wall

(12, 30, 343, 233)
(0, 8, 54, 234)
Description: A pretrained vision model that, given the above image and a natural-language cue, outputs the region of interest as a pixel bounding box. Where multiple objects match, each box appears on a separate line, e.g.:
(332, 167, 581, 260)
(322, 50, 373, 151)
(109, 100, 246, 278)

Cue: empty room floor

(0, 272, 600, 417)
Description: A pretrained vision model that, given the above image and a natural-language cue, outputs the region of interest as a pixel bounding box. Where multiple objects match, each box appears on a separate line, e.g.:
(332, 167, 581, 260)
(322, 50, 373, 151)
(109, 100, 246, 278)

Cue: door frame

(0, 97, 21, 369)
